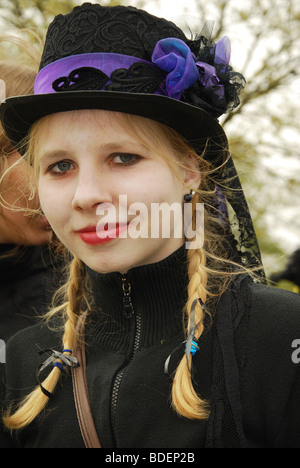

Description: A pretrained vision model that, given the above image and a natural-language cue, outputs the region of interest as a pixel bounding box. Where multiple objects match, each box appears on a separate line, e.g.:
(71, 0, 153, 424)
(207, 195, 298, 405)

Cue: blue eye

(50, 160, 74, 174)
(111, 153, 139, 165)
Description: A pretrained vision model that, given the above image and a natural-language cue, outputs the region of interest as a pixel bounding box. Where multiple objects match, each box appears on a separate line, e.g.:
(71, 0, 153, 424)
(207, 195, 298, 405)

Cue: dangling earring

(184, 189, 196, 202)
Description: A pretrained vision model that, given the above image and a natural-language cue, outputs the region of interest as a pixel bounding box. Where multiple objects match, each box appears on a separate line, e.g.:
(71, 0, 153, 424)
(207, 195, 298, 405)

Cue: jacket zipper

(121, 275, 134, 318)
(111, 275, 142, 444)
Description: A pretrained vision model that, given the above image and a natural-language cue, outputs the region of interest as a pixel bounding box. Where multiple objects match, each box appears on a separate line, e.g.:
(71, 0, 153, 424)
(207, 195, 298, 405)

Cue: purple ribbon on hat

(34, 53, 154, 94)
(216, 36, 231, 65)
(151, 36, 232, 104)
(151, 37, 199, 100)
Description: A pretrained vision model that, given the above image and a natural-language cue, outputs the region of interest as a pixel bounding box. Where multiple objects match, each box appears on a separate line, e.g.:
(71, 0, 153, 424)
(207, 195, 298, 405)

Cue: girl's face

(37, 110, 197, 273)
(0, 152, 52, 245)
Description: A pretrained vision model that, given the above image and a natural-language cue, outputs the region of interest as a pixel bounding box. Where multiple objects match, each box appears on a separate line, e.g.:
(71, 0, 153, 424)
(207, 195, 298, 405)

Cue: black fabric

(1, 247, 300, 448)
(239, 283, 300, 447)
(215, 278, 249, 447)
(0, 245, 62, 342)
(39, 4, 187, 68)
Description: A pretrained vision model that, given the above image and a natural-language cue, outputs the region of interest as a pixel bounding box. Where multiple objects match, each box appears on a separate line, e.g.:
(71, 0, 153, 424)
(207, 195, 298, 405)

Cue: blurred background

(0, 0, 299, 292)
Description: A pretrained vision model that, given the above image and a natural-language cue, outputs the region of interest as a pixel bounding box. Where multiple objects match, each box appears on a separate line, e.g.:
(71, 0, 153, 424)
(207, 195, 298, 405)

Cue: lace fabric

(39, 5, 186, 68)
(221, 157, 265, 280)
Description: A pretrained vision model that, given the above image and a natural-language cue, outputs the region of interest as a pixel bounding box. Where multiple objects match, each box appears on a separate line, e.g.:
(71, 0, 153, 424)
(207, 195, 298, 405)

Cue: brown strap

(71, 314, 102, 448)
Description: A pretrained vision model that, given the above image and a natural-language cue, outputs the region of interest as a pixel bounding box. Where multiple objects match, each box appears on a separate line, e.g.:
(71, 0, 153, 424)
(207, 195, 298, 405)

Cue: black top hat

(0, 3, 245, 162)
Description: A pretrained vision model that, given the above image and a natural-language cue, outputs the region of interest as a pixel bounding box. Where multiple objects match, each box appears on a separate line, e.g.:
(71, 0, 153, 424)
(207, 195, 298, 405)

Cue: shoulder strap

(71, 314, 102, 448)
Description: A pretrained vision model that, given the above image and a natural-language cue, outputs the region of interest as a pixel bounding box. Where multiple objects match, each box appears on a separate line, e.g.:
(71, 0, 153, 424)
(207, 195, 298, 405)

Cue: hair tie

(185, 298, 205, 368)
(185, 339, 200, 356)
(36, 348, 79, 398)
(53, 362, 64, 371)
(164, 297, 205, 375)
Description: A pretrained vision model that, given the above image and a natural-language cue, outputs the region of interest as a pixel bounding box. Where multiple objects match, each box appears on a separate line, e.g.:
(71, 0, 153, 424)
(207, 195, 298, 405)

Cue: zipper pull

(121, 275, 134, 318)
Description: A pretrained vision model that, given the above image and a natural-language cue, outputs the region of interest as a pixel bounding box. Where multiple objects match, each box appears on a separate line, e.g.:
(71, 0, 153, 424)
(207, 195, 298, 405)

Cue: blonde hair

(3, 111, 241, 429)
(0, 30, 41, 157)
(0, 31, 41, 190)
(0, 56, 39, 255)
(0, 60, 37, 170)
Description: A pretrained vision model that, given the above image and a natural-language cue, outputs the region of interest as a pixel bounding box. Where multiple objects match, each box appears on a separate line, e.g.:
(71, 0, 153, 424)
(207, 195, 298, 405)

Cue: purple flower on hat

(150, 35, 243, 114)
(214, 36, 231, 66)
(151, 38, 199, 100)
(195, 36, 231, 105)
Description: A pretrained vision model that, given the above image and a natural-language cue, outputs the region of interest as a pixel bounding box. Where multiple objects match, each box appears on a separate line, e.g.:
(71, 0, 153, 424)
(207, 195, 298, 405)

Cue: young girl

(0, 3, 299, 448)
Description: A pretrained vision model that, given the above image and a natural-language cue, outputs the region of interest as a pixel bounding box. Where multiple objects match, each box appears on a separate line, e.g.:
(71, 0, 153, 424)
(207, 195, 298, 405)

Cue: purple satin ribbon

(34, 53, 160, 94)
(151, 37, 199, 99)
(214, 36, 231, 66)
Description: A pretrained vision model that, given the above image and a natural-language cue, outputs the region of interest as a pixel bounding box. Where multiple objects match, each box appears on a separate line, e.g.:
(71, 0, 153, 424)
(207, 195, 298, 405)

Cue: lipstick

(77, 223, 128, 245)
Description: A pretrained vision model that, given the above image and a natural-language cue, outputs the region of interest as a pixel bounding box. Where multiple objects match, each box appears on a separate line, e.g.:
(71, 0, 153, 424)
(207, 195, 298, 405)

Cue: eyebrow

(39, 141, 151, 163)
(38, 150, 71, 163)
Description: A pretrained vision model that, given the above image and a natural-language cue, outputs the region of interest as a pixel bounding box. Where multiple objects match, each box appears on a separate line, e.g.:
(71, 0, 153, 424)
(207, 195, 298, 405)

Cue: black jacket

(1, 247, 300, 448)
(0, 244, 62, 342)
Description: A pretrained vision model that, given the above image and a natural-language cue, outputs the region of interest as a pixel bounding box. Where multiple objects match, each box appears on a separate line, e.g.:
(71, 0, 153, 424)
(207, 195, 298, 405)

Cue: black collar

(85, 246, 189, 351)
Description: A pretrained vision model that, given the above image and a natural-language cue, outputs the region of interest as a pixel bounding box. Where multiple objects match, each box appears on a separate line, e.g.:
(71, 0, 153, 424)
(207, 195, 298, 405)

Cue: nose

(71, 165, 112, 212)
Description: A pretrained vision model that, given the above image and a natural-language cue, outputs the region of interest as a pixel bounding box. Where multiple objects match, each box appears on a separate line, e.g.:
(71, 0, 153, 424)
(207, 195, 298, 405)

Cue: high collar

(85, 246, 189, 352)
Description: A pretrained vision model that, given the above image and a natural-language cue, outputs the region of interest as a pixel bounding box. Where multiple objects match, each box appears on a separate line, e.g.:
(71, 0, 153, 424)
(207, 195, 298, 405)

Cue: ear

(183, 154, 201, 191)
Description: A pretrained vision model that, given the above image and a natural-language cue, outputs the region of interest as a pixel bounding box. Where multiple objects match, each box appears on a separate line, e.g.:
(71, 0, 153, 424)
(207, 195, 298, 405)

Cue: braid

(62, 256, 86, 351)
(171, 198, 210, 420)
(3, 256, 86, 430)
(185, 247, 207, 339)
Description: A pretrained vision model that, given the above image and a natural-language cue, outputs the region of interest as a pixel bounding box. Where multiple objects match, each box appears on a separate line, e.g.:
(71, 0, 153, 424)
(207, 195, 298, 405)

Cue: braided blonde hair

(3, 112, 238, 429)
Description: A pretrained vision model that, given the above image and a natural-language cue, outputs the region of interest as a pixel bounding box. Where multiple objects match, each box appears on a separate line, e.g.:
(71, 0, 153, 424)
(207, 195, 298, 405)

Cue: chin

(85, 259, 130, 275)
(80, 249, 138, 274)
(77, 240, 181, 274)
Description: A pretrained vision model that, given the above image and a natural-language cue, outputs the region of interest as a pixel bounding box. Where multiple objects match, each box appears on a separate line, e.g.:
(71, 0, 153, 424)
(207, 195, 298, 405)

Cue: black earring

(184, 190, 195, 202)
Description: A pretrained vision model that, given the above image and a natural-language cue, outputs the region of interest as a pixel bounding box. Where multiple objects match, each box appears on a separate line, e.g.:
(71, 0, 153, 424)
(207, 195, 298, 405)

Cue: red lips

(76, 223, 128, 245)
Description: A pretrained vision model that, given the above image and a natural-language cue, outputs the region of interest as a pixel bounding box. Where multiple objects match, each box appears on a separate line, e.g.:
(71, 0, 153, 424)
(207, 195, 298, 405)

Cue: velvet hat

(0, 2, 245, 162)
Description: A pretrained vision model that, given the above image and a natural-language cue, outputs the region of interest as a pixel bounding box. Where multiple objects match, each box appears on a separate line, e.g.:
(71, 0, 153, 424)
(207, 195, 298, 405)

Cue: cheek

(140, 172, 184, 205)
(38, 180, 67, 226)
(130, 163, 183, 200)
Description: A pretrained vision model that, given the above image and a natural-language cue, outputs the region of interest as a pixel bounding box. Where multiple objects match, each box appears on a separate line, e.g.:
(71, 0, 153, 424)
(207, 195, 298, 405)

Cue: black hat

(0, 2, 245, 162)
